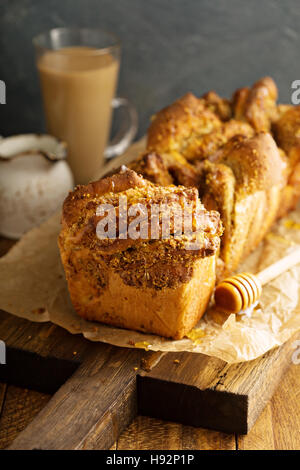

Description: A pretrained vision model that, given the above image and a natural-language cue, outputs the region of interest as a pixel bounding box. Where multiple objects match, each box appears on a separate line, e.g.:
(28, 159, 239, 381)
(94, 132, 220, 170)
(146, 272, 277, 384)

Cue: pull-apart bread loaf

(59, 76, 300, 338)
(272, 106, 300, 217)
(145, 78, 288, 277)
(147, 92, 254, 163)
(232, 76, 278, 132)
(58, 168, 222, 339)
(199, 133, 286, 275)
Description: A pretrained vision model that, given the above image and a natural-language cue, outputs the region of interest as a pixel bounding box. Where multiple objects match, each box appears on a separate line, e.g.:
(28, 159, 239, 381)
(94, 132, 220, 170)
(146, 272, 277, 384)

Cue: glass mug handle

(104, 97, 138, 159)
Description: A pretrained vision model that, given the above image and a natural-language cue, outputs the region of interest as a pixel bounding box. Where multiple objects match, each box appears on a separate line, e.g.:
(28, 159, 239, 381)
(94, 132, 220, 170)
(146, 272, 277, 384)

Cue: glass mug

(33, 28, 138, 184)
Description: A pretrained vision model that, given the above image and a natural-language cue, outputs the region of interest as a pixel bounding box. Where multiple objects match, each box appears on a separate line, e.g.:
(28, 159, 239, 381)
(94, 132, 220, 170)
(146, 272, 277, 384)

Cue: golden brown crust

(272, 106, 300, 215)
(199, 132, 286, 275)
(180, 119, 254, 162)
(129, 151, 200, 188)
(129, 152, 173, 186)
(60, 169, 222, 259)
(273, 106, 300, 155)
(273, 104, 293, 123)
(147, 92, 254, 162)
(211, 132, 286, 194)
(58, 169, 222, 339)
(232, 77, 278, 132)
(147, 93, 222, 157)
(201, 90, 232, 121)
(199, 161, 235, 269)
(62, 169, 147, 228)
(157, 152, 200, 187)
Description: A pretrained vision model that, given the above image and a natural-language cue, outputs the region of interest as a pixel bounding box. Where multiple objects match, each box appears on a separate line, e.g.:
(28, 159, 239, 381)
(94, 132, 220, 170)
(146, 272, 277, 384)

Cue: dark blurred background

(0, 0, 299, 138)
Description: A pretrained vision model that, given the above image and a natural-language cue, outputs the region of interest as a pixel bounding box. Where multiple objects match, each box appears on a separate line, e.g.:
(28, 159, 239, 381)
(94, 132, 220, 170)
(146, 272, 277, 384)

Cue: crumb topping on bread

(59, 169, 222, 290)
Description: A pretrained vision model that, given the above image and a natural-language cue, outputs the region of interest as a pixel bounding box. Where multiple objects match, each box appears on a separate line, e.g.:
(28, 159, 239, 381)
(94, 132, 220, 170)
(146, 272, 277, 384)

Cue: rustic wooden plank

(238, 402, 275, 450)
(117, 416, 184, 450)
(137, 352, 246, 434)
(0, 385, 50, 449)
(117, 415, 236, 450)
(8, 345, 145, 450)
(2, 361, 298, 451)
(180, 425, 236, 450)
(271, 364, 300, 450)
(0, 312, 90, 393)
(0, 383, 7, 416)
(0, 311, 88, 361)
(0, 237, 16, 257)
(238, 363, 300, 450)
(213, 331, 300, 432)
(0, 310, 161, 450)
(138, 331, 300, 435)
(0, 300, 299, 449)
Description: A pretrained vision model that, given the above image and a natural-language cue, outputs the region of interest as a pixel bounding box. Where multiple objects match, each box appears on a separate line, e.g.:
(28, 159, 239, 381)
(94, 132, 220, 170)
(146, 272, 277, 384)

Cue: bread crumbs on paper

(134, 341, 151, 351)
(284, 219, 300, 230)
(186, 328, 206, 344)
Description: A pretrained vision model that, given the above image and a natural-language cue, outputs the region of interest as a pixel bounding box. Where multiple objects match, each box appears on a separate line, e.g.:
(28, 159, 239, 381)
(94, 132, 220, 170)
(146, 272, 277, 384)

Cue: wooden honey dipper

(214, 246, 300, 314)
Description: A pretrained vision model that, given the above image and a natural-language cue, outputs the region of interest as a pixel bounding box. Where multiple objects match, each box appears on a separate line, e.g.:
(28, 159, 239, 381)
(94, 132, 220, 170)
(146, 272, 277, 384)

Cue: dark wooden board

(0, 310, 152, 450)
(138, 333, 300, 434)
(0, 309, 299, 449)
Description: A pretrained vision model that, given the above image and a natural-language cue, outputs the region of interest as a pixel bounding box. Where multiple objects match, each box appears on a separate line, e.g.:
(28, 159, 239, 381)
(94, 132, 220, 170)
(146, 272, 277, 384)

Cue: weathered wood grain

(270, 364, 300, 450)
(117, 415, 236, 450)
(0, 383, 7, 415)
(138, 331, 300, 434)
(238, 363, 300, 450)
(0, 310, 154, 450)
(0, 385, 50, 449)
(2, 365, 300, 450)
(7, 344, 146, 449)
(1, 308, 299, 446)
(238, 402, 274, 450)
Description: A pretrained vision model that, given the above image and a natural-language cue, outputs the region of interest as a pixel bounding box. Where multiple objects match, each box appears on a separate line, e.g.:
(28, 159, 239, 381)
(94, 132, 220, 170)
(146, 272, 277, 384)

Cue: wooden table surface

(0, 237, 299, 450)
(0, 361, 299, 450)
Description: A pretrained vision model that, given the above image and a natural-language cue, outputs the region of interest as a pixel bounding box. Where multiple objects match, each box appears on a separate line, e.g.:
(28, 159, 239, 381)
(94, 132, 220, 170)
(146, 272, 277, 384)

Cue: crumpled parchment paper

(0, 139, 300, 363)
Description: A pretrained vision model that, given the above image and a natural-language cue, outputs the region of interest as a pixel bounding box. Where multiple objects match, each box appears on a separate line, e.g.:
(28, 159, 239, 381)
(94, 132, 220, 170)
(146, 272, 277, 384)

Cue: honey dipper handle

(256, 245, 300, 285)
